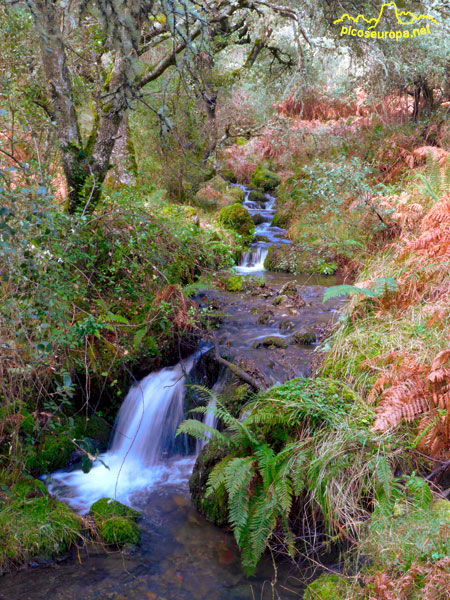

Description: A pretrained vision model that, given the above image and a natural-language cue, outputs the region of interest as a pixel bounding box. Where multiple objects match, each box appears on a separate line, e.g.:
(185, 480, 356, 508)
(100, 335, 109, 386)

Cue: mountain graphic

(333, 2, 440, 29)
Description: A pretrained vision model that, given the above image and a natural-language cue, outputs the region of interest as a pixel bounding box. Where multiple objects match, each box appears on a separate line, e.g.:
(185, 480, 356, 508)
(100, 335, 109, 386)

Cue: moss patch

(217, 203, 255, 240)
(0, 478, 81, 572)
(304, 573, 355, 600)
(189, 440, 229, 526)
(250, 165, 281, 191)
(90, 497, 141, 547)
(24, 432, 74, 476)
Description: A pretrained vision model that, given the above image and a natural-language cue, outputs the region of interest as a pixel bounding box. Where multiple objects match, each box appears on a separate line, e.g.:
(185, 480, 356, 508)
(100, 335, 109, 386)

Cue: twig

(212, 331, 262, 391)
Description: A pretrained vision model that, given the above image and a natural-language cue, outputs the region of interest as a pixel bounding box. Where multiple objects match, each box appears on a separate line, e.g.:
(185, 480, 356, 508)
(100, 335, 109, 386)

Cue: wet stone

(293, 329, 316, 345)
(279, 319, 295, 332)
(252, 336, 288, 349)
(257, 310, 275, 325)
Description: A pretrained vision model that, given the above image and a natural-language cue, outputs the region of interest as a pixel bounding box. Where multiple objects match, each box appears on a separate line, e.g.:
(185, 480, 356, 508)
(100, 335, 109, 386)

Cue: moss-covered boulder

(252, 336, 288, 349)
(189, 441, 229, 526)
(264, 244, 336, 275)
(0, 478, 81, 572)
(217, 203, 255, 240)
(250, 165, 281, 191)
(223, 275, 244, 292)
(293, 329, 316, 345)
(194, 176, 244, 210)
(304, 573, 354, 600)
(90, 497, 141, 547)
(248, 189, 267, 203)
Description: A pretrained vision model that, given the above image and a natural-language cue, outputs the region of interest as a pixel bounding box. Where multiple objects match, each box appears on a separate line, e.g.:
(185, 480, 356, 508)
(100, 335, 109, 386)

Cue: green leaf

(107, 312, 129, 325)
(133, 328, 147, 350)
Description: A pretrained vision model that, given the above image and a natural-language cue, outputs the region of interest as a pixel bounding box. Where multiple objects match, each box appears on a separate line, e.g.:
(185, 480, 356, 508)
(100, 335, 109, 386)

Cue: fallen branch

(212, 332, 262, 391)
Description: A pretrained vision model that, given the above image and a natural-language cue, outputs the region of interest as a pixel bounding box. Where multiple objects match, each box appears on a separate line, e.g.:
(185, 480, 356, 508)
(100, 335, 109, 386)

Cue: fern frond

(176, 419, 230, 445)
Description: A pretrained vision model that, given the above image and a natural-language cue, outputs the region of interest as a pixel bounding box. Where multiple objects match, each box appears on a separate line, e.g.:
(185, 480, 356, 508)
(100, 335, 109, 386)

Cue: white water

(237, 246, 269, 273)
(233, 184, 283, 274)
(46, 356, 198, 513)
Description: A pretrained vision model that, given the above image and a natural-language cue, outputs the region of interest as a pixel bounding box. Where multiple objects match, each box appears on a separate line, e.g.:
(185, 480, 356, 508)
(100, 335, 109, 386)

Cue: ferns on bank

(179, 378, 415, 575)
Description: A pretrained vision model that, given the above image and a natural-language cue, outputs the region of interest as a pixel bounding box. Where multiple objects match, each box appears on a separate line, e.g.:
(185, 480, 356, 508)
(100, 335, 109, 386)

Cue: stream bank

(1, 181, 346, 600)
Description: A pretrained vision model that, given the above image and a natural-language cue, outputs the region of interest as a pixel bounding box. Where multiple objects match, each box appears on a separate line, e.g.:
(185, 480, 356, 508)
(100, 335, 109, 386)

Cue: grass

(0, 478, 82, 572)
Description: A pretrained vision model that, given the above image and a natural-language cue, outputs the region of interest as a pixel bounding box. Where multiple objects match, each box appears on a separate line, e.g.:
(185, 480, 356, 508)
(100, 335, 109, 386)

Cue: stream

(0, 186, 344, 600)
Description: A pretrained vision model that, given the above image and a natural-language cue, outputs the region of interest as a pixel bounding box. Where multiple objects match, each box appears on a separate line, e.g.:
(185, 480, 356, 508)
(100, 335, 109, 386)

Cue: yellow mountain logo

(335, 2, 440, 41)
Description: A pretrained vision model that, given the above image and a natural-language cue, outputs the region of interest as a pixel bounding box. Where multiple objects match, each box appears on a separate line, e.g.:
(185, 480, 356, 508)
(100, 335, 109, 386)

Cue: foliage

(0, 477, 82, 571)
(180, 378, 412, 575)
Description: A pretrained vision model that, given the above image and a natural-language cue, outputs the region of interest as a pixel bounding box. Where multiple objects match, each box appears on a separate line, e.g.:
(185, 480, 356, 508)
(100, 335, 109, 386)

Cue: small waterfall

(46, 356, 200, 513)
(232, 184, 281, 274)
(236, 245, 269, 273)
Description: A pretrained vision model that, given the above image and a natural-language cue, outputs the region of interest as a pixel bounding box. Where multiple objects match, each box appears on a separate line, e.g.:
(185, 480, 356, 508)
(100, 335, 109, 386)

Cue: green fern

(415, 154, 450, 202)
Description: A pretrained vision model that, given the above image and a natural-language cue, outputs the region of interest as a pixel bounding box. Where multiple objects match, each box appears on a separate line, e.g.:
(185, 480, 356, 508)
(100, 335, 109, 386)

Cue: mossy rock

(264, 245, 294, 272)
(84, 415, 112, 447)
(189, 441, 229, 526)
(90, 497, 140, 523)
(223, 275, 244, 292)
(293, 329, 316, 345)
(252, 336, 288, 349)
(220, 169, 236, 182)
(271, 212, 288, 228)
(248, 189, 267, 203)
(304, 573, 354, 600)
(90, 498, 141, 547)
(250, 165, 281, 192)
(194, 176, 244, 210)
(258, 309, 275, 325)
(264, 244, 335, 275)
(0, 478, 81, 571)
(217, 203, 255, 240)
(24, 432, 74, 476)
(99, 517, 140, 546)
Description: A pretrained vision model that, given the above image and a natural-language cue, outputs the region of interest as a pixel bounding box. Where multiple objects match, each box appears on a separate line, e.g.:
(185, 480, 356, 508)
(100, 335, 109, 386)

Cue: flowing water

(1, 184, 342, 600)
(235, 185, 287, 273)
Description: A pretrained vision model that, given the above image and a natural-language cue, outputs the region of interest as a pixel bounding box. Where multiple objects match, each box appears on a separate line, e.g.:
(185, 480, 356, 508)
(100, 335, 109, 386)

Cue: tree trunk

(108, 114, 138, 187)
(31, 1, 132, 213)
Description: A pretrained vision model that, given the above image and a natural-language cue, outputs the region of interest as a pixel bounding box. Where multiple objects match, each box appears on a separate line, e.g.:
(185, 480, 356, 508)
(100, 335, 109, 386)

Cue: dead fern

(369, 350, 450, 459)
(366, 557, 450, 600)
(151, 283, 198, 330)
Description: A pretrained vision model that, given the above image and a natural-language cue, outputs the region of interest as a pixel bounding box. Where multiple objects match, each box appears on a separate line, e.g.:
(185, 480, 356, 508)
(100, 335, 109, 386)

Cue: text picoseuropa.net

(340, 22, 431, 40)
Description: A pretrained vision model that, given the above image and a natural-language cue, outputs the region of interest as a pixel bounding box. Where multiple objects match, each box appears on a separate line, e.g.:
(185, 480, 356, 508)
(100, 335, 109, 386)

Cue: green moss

(24, 432, 74, 476)
(90, 497, 140, 522)
(250, 165, 281, 191)
(248, 189, 267, 203)
(304, 573, 355, 600)
(217, 203, 255, 240)
(194, 176, 244, 210)
(224, 275, 244, 292)
(99, 516, 140, 546)
(90, 497, 141, 547)
(0, 478, 81, 571)
(189, 441, 229, 526)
